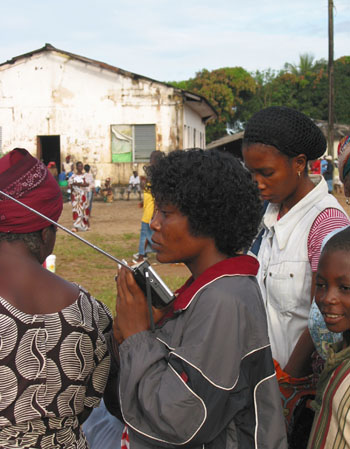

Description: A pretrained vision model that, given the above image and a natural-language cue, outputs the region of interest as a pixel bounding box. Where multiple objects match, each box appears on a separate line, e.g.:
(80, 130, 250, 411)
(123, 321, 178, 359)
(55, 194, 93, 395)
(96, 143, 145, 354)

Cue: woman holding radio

(105, 149, 287, 449)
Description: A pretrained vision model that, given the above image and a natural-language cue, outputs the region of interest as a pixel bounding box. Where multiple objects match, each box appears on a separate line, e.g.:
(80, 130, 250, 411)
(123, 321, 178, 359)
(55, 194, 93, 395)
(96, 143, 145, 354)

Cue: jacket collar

(173, 255, 259, 312)
(263, 177, 328, 251)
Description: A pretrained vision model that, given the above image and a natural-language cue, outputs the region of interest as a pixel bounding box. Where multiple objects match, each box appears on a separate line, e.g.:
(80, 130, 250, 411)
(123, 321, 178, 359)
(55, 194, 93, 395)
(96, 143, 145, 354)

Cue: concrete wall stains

(0, 48, 211, 185)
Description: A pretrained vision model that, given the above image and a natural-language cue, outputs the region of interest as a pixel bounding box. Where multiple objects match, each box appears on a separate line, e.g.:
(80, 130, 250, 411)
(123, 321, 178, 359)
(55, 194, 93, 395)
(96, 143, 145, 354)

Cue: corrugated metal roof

(314, 120, 350, 139)
(206, 131, 244, 150)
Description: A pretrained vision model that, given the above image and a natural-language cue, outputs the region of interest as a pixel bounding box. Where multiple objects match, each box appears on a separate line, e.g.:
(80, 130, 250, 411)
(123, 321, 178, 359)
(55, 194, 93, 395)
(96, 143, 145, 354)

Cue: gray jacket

(106, 256, 287, 449)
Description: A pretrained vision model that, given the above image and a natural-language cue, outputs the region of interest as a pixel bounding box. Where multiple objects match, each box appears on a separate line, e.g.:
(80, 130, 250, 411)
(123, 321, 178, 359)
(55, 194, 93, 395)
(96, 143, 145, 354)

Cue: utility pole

(328, 0, 335, 158)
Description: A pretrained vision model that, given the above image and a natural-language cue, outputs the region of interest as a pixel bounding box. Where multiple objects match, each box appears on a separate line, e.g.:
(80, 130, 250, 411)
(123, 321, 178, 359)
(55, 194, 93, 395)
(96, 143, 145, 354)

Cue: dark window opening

(37, 135, 61, 172)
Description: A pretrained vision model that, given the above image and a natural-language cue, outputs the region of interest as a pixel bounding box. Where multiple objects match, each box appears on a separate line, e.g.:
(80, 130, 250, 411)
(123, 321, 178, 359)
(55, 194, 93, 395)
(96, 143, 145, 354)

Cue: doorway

(37, 135, 61, 172)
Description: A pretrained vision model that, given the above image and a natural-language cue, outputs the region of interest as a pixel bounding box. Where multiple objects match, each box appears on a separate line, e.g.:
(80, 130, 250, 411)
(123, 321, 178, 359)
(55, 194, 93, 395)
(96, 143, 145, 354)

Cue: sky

(1, 0, 349, 82)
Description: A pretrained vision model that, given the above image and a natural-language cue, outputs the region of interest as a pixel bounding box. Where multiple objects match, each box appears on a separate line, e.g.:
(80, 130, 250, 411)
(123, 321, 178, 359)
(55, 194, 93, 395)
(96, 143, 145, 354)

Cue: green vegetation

(54, 232, 188, 316)
(171, 67, 257, 142)
(169, 54, 350, 142)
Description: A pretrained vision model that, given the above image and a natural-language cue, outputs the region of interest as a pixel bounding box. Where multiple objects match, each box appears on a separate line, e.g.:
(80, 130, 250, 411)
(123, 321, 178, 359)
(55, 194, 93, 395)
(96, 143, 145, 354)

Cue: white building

(0, 44, 216, 183)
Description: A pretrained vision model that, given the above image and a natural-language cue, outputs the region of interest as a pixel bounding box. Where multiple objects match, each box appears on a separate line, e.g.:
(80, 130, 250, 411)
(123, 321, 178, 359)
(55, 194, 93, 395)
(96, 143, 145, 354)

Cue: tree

(269, 68, 329, 120)
(269, 57, 350, 123)
(249, 69, 282, 109)
(284, 53, 317, 76)
(170, 67, 257, 142)
(334, 56, 350, 123)
(169, 55, 350, 144)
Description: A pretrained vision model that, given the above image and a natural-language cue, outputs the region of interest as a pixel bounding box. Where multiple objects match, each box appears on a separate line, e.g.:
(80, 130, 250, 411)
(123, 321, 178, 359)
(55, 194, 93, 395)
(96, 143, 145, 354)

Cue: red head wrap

(0, 148, 63, 233)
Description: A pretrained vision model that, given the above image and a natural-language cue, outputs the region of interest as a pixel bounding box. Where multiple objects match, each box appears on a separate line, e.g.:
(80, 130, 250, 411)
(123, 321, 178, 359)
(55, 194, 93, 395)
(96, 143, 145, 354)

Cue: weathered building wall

(183, 104, 206, 149)
(0, 51, 196, 184)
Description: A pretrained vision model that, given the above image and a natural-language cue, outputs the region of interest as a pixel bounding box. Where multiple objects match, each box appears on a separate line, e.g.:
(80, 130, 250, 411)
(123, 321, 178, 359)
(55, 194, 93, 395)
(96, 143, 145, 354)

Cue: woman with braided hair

(242, 107, 349, 444)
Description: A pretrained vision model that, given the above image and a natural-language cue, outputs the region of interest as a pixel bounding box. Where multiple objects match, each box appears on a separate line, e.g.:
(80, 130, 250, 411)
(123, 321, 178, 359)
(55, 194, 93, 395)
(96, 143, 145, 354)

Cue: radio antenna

(0, 189, 132, 271)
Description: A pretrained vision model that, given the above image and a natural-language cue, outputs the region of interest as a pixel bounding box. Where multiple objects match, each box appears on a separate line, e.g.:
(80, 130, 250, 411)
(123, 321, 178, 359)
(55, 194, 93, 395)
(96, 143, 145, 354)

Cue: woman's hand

(115, 267, 169, 340)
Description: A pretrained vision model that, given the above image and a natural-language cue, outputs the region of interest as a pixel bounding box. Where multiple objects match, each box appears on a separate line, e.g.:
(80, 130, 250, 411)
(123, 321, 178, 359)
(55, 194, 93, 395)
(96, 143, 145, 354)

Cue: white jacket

(257, 177, 346, 368)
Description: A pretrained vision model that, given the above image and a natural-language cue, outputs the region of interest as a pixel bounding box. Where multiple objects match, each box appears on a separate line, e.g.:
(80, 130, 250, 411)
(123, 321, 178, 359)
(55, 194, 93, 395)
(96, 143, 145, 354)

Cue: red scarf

(0, 148, 63, 233)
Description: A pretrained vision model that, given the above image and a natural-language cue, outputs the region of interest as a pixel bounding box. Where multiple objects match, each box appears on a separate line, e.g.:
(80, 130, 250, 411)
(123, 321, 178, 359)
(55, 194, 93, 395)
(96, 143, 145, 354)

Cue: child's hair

(323, 226, 350, 254)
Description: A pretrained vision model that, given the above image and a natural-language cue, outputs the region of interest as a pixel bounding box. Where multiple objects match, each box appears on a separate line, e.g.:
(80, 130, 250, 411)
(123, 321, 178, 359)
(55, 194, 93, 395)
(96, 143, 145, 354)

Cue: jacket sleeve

(118, 277, 284, 447)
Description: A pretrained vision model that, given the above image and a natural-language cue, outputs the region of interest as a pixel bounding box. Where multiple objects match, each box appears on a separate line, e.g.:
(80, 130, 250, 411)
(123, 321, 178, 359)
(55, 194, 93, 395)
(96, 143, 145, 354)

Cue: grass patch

(54, 233, 187, 315)
(163, 276, 188, 292)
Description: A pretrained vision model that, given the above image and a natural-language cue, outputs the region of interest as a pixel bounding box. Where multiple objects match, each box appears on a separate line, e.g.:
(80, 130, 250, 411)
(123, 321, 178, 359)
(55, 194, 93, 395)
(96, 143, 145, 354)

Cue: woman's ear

(294, 154, 308, 173)
(40, 227, 50, 245)
(40, 226, 56, 259)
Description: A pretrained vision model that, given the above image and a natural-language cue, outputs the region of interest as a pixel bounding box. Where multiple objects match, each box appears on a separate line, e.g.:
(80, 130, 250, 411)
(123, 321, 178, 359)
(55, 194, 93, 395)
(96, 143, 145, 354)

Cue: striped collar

(173, 255, 259, 312)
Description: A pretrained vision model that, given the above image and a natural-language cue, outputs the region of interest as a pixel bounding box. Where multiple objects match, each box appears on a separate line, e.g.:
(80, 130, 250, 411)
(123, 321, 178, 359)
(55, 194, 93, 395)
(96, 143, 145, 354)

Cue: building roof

(315, 120, 350, 140)
(207, 120, 350, 158)
(206, 131, 244, 158)
(0, 43, 217, 122)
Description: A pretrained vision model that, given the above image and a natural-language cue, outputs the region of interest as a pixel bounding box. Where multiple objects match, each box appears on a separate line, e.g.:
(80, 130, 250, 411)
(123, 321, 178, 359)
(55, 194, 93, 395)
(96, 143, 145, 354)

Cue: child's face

(315, 249, 350, 334)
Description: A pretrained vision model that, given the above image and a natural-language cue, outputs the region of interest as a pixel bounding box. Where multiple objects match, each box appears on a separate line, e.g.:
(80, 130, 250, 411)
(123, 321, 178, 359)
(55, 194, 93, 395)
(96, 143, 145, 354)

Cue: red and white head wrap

(0, 148, 63, 233)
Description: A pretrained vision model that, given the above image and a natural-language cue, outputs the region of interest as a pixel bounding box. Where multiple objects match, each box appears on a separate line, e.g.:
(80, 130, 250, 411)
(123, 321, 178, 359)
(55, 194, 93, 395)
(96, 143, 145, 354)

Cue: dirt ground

(58, 196, 191, 279)
(60, 197, 142, 235)
(60, 189, 349, 233)
(58, 189, 350, 279)
(333, 191, 350, 213)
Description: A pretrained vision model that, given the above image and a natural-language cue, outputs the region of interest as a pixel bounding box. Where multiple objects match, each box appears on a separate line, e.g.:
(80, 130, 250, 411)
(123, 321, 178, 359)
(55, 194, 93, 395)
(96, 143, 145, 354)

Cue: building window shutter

(134, 125, 156, 162)
(111, 125, 133, 162)
(111, 124, 156, 163)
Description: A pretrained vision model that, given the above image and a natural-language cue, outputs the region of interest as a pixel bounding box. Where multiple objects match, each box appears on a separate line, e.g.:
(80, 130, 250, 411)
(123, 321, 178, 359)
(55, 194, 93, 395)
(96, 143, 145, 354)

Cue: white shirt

(256, 177, 345, 368)
(84, 172, 95, 191)
(129, 175, 140, 186)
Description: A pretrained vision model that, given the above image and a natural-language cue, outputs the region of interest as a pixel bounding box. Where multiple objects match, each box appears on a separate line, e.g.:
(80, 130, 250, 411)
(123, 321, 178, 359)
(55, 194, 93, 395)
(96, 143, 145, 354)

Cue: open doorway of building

(37, 135, 61, 172)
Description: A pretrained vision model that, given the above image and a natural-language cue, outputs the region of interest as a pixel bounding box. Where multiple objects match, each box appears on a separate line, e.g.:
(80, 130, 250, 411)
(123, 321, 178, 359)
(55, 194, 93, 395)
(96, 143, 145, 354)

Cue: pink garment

(307, 207, 350, 271)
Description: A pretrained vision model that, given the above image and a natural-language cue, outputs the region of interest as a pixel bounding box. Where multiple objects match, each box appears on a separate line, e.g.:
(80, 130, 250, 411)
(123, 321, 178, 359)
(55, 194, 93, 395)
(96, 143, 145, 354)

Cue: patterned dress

(0, 286, 112, 448)
(69, 174, 90, 231)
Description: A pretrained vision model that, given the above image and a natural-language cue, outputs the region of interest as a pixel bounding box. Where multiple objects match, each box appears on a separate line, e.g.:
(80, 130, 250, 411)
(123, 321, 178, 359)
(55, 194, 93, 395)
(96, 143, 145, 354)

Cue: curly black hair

(0, 230, 42, 260)
(145, 149, 262, 256)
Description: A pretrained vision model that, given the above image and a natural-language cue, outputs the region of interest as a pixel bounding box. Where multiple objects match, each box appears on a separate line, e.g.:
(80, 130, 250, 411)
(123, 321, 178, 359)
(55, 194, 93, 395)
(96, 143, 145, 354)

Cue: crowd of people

(1, 106, 350, 449)
(310, 154, 337, 194)
(45, 155, 96, 232)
